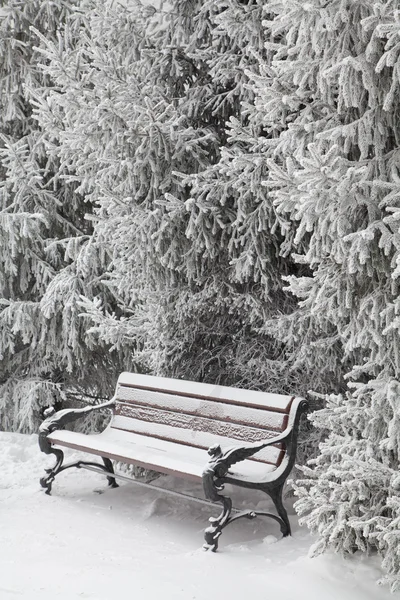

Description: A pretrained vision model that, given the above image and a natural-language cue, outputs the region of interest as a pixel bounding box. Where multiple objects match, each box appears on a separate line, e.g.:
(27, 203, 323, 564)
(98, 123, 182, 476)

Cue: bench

(38, 372, 308, 551)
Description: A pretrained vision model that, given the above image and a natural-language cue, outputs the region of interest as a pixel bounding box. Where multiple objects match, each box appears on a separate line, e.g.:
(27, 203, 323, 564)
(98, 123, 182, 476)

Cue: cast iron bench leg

(102, 457, 119, 488)
(268, 484, 291, 537)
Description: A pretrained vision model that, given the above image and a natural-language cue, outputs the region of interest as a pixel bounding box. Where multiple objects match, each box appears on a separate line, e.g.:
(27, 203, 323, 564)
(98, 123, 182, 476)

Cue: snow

(47, 426, 277, 483)
(109, 415, 281, 463)
(0, 431, 392, 600)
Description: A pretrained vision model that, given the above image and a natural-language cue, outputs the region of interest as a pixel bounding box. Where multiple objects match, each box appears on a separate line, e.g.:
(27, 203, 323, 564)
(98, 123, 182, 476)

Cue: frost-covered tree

(0, 0, 128, 432)
(33, 0, 221, 378)
(252, 0, 400, 590)
(47, 1, 316, 416)
(135, 0, 307, 393)
(42, 0, 295, 394)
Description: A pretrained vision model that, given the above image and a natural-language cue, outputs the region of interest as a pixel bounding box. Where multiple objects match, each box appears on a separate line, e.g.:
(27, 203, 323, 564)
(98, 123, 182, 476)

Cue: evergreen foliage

(33, 0, 219, 375)
(42, 0, 300, 399)
(0, 0, 128, 432)
(123, 0, 304, 395)
(153, 0, 300, 390)
(251, 0, 400, 590)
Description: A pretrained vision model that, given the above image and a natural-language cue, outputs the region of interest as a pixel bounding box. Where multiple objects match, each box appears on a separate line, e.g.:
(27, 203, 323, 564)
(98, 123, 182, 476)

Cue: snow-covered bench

(38, 372, 308, 551)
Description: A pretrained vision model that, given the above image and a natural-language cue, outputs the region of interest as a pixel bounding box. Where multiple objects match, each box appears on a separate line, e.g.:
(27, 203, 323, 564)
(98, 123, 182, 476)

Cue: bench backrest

(110, 373, 302, 468)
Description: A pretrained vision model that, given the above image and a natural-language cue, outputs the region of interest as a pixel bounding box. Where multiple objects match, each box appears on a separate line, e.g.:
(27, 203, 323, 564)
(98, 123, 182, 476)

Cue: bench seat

(48, 427, 278, 485)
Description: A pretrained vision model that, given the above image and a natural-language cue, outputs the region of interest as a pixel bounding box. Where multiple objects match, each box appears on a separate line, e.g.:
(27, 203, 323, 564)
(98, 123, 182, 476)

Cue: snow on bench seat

(47, 427, 277, 484)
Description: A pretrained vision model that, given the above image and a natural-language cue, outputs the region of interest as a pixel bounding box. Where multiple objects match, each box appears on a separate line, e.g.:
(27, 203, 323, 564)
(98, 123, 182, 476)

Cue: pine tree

(34, 0, 220, 378)
(134, 0, 306, 394)
(49, 1, 316, 439)
(0, 0, 127, 432)
(252, 0, 400, 590)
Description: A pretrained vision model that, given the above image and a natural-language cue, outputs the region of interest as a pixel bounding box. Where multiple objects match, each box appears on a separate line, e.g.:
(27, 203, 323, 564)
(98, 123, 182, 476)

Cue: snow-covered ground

(0, 432, 392, 600)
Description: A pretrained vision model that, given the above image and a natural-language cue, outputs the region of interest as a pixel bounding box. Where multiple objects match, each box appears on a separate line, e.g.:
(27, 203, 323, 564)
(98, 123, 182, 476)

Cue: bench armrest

(202, 429, 290, 502)
(38, 397, 116, 454)
(202, 397, 308, 502)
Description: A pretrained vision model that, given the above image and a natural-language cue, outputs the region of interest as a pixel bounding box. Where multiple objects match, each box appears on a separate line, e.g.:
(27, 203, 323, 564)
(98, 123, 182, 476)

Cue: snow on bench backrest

(110, 373, 298, 467)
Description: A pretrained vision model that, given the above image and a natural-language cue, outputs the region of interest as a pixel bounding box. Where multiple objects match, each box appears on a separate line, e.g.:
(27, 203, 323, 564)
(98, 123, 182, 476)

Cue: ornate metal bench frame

(39, 395, 308, 551)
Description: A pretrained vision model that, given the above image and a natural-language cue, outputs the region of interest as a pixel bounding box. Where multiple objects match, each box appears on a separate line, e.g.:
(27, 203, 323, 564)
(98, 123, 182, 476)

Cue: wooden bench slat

(117, 372, 294, 413)
(110, 414, 283, 465)
(115, 388, 289, 432)
(114, 403, 284, 447)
